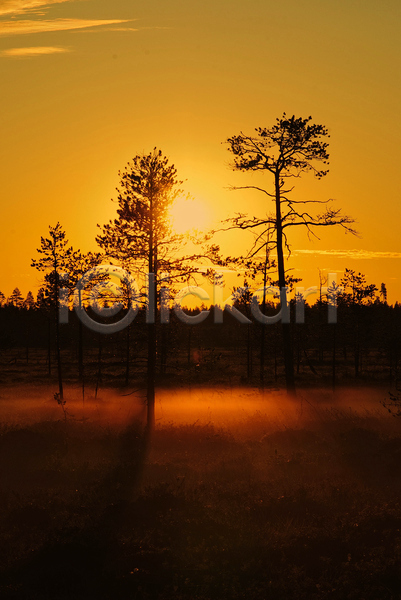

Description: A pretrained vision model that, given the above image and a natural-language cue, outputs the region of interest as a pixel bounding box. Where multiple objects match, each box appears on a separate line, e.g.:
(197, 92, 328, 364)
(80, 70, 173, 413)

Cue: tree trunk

(78, 319, 85, 404)
(332, 323, 337, 391)
(260, 241, 269, 386)
(54, 269, 63, 400)
(47, 318, 51, 376)
(95, 336, 102, 399)
(260, 325, 265, 385)
(146, 193, 157, 432)
(187, 326, 192, 366)
(125, 324, 130, 386)
(247, 324, 252, 380)
(354, 320, 360, 378)
(275, 172, 295, 394)
(25, 314, 30, 364)
(160, 325, 167, 376)
(78, 319, 83, 380)
(147, 322, 156, 431)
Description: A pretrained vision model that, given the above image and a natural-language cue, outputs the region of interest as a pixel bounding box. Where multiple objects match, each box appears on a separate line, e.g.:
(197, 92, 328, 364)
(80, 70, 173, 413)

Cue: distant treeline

(0, 279, 399, 388)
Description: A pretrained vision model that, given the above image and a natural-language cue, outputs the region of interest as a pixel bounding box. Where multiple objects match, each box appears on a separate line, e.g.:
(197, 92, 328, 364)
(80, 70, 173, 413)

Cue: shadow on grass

(1, 409, 401, 599)
(0, 418, 148, 600)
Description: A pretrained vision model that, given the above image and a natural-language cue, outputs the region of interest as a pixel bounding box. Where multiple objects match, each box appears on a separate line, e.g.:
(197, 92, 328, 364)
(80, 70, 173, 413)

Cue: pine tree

(225, 114, 356, 393)
(97, 148, 207, 430)
(23, 291, 36, 310)
(8, 287, 24, 308)
(31, 223, 73, 399)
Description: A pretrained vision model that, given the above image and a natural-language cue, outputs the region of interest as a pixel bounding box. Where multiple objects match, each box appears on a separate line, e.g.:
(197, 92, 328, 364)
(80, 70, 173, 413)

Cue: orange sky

(1, 0, 401, 303)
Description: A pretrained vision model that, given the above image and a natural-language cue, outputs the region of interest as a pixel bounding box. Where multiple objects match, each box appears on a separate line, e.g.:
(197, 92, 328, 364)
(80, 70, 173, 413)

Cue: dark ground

(1, 383, 401, 599)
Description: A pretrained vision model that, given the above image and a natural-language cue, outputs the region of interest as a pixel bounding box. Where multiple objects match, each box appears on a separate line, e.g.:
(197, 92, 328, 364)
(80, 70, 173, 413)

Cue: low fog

(0, 384, 393, 431)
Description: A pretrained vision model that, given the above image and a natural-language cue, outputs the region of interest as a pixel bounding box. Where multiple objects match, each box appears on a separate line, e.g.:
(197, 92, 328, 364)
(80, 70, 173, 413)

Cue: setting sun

(170, 197, 210, 234)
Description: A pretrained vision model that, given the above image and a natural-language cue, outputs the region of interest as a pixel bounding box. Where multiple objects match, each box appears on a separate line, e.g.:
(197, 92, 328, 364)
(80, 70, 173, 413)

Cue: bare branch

(226, 185, 275, 199)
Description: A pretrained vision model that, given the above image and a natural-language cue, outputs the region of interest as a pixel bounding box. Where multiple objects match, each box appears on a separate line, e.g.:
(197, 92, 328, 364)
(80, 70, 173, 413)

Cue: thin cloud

(0, 0, 71, 17)
(0, 18, 129, 36)
(81, 26, 167, 34)
(1, 45, 70, 56)
(87, 26, 139, 33)
(295, 249, 401, 260)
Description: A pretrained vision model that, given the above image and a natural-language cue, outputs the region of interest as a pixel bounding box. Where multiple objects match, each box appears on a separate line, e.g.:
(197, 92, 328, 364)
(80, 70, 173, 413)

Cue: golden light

(170, 197, 210, 234)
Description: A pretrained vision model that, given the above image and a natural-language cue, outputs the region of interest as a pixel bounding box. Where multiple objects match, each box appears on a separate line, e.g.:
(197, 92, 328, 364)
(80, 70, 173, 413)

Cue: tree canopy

(224, 113, 357, 393)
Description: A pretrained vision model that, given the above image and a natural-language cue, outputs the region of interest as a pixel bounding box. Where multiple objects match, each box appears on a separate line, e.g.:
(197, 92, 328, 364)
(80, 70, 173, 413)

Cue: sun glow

(170, 197, 210, 234)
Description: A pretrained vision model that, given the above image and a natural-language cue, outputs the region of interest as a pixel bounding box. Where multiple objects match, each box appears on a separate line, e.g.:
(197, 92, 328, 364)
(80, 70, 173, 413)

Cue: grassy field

(1, 386, 401, 599)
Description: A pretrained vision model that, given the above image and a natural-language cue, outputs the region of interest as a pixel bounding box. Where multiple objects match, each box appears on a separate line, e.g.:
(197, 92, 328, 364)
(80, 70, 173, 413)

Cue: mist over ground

(0, 384, 393, 431)
(1, 383, 401, 599)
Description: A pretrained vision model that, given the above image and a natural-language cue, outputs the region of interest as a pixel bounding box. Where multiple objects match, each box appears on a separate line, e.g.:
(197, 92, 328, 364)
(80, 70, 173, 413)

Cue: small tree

(339, 268, 378, 377)
(8, 287, 24, 309)
(31, 223, 73, 400)
(339, 268, 378, 306)
(379, 283, 388, 305)
(225, 114, 356, 392)
(68, 250, 103, 381)
(23, 291, 36, 310)
(21, 291, 36, 363)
